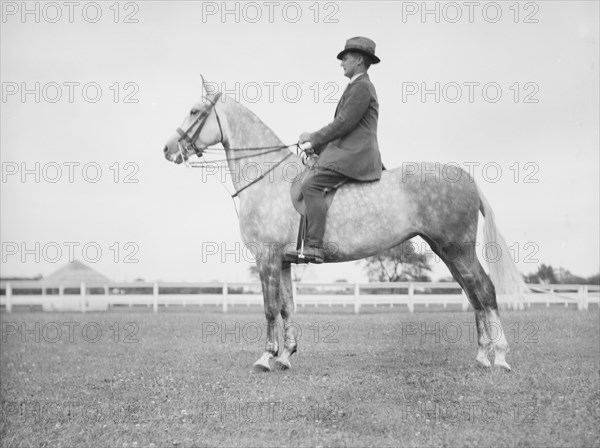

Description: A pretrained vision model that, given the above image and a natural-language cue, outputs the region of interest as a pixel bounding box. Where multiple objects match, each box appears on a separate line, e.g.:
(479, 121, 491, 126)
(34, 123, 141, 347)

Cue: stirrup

(298, 239, 306, 260)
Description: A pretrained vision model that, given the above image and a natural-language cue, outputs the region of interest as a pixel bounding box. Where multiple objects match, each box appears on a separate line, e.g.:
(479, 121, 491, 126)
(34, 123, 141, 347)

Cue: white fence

(1, 281, 598, 313)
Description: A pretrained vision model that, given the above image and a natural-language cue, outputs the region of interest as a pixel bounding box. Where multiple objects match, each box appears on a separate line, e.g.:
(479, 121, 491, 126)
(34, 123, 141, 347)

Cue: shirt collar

(349, 72, 366, 84)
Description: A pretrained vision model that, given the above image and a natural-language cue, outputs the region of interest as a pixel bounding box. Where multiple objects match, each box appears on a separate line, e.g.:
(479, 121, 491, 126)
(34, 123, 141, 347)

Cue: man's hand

(298, 132, 312, 144)
(299, 141, 314, 155)
(298, 132, 314, 155)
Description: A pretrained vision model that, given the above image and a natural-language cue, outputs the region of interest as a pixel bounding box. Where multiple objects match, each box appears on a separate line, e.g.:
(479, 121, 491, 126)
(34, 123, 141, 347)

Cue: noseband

(176, 92, 223, 158)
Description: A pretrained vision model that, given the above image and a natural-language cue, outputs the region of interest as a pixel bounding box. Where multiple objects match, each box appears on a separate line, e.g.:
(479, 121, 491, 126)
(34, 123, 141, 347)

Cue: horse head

(163, 77, 223, 164)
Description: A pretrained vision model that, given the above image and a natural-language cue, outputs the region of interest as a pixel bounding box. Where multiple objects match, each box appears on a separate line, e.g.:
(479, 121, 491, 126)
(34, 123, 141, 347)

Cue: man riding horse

(164, 40, 523, 370)
(284, 36, 384, 264)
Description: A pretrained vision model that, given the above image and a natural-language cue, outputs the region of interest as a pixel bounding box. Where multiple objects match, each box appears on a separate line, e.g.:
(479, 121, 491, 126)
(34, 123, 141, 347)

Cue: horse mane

(220, 94, 285, 148)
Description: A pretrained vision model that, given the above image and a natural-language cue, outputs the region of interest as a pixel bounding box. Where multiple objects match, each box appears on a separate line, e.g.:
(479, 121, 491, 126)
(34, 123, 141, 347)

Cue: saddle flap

(290, 166, 349, 216)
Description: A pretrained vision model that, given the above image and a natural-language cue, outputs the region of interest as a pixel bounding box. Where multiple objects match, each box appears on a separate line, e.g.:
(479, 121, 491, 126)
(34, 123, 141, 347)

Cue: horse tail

(477, 183, 527, 310)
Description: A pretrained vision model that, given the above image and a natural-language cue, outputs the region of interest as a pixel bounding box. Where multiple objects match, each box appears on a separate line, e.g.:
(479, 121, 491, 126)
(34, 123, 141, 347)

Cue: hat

(336, 36, 381, 64)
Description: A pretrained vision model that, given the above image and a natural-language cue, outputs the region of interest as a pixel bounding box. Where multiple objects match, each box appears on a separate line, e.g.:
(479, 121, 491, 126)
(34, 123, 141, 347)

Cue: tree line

(360, 242, 599, 285)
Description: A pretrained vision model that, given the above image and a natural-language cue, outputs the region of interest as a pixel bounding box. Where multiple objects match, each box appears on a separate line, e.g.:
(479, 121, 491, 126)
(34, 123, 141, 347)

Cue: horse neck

(219, 99, 299, 194)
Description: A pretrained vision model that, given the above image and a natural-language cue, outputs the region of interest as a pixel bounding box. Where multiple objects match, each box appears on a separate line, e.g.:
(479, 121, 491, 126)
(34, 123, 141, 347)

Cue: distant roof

(45, 260, 111, 283)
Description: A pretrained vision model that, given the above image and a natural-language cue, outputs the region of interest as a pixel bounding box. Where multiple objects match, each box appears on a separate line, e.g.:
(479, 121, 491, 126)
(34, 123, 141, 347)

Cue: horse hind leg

(253, 261, 281, 373)
(451, 254, 511, 371)
(274, 263, 297, 370)
(474, 309, 493, 368)
(485, 306, 511, 370)
(422, 235, 496, 369)
(447, 260, 495, 368)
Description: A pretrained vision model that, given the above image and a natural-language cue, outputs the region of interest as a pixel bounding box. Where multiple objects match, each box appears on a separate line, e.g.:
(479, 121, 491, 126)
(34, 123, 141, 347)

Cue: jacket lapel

(335, 84, 351, 117)
(334, 74, 369, 117)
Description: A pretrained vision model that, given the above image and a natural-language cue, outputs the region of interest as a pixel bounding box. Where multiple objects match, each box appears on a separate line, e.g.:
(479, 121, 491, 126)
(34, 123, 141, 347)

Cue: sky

(1, 1, 598, 283)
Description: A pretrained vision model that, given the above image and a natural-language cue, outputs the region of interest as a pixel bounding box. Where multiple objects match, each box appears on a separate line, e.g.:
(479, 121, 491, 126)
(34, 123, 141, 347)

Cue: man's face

(340, 53, 361, 78)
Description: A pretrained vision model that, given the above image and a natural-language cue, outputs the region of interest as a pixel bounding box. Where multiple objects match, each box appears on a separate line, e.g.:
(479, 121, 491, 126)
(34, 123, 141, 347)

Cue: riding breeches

(300, 167, 348, 249)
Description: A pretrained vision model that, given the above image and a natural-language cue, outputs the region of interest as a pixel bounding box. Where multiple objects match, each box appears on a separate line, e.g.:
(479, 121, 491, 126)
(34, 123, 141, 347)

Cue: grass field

(1, 307, 599, 447)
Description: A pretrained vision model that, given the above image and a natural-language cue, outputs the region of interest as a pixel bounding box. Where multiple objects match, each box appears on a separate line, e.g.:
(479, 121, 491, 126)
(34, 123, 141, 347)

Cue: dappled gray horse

(163, 81, 526, 372)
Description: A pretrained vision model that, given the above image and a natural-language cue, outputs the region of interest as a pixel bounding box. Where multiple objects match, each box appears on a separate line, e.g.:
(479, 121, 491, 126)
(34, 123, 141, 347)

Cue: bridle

(173, 92, 303, 203)
(176, 92, 223, 158)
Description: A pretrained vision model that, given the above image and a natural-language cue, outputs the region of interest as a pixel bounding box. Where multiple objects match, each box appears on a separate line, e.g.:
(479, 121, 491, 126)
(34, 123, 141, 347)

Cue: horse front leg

(274, 263, 297, 370)
(253, 260, 281, 373)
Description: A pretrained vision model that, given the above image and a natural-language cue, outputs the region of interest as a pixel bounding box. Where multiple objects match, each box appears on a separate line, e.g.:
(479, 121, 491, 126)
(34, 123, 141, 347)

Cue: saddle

(290, 159, 386, 215)
(290, 163, 349, 251)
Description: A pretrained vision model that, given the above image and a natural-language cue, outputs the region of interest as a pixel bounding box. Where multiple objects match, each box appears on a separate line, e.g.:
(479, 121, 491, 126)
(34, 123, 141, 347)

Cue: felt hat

(336, 36, 380, 64)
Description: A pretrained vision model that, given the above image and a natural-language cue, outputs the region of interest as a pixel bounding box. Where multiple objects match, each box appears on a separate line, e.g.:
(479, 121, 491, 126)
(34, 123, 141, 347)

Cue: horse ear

(200, 74, 207, 97)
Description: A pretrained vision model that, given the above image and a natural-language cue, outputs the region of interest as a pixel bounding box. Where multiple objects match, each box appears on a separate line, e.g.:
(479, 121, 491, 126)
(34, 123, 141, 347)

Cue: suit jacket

(310, 73, 382, 181)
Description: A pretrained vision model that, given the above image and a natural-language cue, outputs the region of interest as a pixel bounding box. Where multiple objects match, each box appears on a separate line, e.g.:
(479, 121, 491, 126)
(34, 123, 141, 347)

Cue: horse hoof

(252, 360, 272, 373)
(274, 358, 291, 370)
(494, 361, 512, 372)
(476, 357, 491, 368)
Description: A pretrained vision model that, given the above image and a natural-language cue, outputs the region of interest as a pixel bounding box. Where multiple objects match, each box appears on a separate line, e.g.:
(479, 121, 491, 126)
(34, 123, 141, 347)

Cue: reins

(175, 93, 307, 214)
(185, 144, 297, 166)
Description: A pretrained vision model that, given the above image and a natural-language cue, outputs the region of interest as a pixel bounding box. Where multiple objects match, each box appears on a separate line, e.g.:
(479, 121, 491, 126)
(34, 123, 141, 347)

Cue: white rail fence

(0, 281, 597, 313)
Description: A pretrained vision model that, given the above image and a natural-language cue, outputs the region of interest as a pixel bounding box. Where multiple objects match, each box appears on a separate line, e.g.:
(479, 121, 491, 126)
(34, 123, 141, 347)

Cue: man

(285, 36, 383, 264)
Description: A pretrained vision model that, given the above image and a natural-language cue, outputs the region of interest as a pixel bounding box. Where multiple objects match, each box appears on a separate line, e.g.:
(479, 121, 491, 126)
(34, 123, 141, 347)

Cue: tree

(586, 273, 599, 285)
(291, 265, 308, 282)
(248, 265, 260, 281)
(525, 264, 557, 284)
(363, 241, 432, 282)
(525, 264, 599, 285)
(438, 276, 455, 282)
(554, 267, 586, 284)
(248, 264, 308, 282)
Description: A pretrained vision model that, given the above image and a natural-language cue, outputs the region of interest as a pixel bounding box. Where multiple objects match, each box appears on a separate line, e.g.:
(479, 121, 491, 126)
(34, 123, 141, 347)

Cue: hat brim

(336, 48, 380, 64)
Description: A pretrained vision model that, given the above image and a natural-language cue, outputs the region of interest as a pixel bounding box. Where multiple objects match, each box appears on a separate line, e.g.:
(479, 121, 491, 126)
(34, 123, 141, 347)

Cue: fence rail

(0, 281, 598, 314)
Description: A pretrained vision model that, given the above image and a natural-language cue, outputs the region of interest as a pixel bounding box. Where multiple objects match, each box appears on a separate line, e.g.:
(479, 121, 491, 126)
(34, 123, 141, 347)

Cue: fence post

(299, 282, 305, 308)
(408, 283, 414, 313)
(6, 282, 12, 313)
(578, 285, 588, 311)
(80, 282, 86, 313)
(103, 286, 110, 310)
(354, 283, 360, 314)
(58, 285, 64, 312)
(519, 286, 526, 310)
(222, 282, 228, 313)
(153, 282, 159, 313)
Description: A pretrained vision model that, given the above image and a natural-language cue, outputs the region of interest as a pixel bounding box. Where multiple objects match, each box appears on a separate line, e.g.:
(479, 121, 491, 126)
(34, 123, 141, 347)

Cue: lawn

(1, 307, 598, 447)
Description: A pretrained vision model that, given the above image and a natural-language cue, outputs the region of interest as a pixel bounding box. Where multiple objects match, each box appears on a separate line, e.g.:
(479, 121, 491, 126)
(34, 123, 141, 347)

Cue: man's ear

(352, 53, 363, 67)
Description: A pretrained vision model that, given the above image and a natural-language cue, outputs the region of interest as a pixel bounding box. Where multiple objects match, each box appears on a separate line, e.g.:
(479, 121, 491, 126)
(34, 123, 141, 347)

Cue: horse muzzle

(163, 145, 184, 164)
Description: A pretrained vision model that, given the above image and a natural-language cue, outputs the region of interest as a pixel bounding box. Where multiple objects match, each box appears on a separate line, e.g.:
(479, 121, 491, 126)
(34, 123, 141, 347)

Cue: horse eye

(190, 109, 199, 116)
